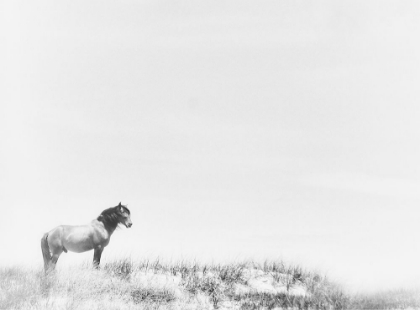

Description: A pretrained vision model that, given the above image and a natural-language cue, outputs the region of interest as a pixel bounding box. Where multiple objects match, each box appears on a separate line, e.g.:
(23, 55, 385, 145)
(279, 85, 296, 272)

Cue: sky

(1, 0, 420, 293)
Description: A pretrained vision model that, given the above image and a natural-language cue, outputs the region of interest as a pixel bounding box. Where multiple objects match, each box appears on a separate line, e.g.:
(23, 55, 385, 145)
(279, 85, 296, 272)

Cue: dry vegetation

(0, 259, 418, 310)
(348, 288, 420, 310)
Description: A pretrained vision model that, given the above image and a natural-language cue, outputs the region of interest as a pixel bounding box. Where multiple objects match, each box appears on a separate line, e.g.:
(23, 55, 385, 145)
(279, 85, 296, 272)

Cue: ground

(1, 259, 419, 310)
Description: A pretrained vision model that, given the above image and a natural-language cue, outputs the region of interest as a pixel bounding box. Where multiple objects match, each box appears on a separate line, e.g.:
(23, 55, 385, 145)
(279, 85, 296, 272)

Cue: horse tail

(41, 233, 51, 272)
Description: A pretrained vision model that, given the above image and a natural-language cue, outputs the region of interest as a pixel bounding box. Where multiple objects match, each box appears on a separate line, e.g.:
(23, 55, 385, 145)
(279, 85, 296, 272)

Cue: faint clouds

(299, 172, 420, 199)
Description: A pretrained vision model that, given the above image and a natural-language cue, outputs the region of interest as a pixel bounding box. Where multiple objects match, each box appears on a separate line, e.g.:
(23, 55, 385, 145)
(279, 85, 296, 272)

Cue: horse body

(41, 202, 132, 272)
(48, 221, 112, 253)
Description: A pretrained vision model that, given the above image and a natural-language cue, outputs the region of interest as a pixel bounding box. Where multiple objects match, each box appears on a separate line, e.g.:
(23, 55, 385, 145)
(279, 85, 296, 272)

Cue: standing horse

(41, 202, 132, 272)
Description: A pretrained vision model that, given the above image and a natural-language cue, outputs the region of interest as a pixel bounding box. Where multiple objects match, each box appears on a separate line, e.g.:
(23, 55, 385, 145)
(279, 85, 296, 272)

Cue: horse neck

(103, 223, 118, 235)
(96, 214, 119, 235)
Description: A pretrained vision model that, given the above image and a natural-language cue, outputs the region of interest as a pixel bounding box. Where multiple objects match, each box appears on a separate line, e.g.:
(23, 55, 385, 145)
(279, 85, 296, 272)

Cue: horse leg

(41, 226, 69, 274)
(46, 254, 59, 273)
(93, 246, 104, 269)
(47, 246, 63, 272)
(41, 233, 52, 273)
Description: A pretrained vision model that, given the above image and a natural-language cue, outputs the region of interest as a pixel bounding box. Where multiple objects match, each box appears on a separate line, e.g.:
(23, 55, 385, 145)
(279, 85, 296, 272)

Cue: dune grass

(0, 259, 418, 309)
(347, 288, 420, 310)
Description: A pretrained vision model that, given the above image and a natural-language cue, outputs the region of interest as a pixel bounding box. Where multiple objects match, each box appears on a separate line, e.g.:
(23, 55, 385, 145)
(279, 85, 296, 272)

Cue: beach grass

(0, 259, 418, 310)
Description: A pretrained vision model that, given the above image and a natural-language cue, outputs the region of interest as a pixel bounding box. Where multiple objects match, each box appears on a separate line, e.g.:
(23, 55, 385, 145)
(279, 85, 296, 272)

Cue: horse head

(117, 202, 132, 228)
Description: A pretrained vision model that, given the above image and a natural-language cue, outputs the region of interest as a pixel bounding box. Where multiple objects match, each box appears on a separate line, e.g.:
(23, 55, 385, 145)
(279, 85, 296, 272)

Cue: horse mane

(97, 204, 130, 230)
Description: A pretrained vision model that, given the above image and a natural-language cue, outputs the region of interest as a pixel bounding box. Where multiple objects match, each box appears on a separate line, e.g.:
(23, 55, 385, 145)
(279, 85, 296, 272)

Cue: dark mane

(97, 204, 130, 230)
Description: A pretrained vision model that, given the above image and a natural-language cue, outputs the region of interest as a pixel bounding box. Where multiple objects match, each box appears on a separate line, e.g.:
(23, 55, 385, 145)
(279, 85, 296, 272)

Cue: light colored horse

(41, 202, 132, 272)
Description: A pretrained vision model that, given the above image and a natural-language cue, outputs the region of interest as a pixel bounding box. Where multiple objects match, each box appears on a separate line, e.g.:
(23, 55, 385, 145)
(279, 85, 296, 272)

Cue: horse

(41, 202, 132, 272)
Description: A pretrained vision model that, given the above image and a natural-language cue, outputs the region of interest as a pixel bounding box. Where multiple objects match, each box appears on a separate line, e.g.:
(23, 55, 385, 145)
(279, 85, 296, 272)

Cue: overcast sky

(2, 0, 420, 292)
